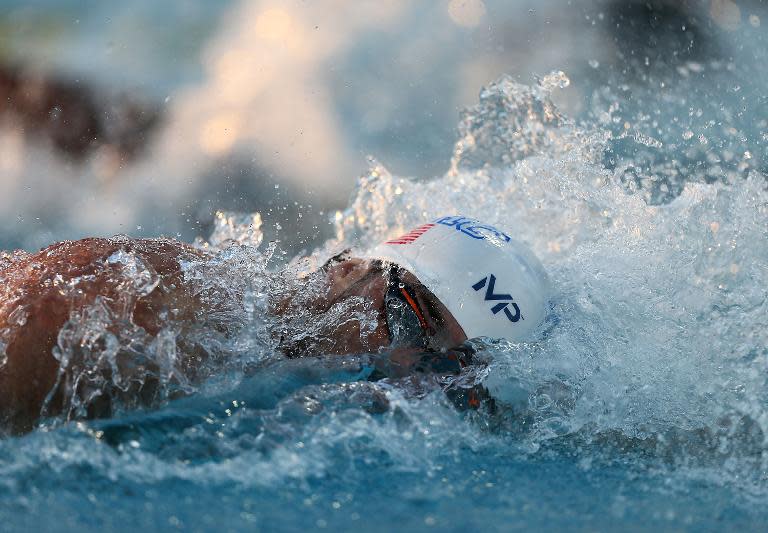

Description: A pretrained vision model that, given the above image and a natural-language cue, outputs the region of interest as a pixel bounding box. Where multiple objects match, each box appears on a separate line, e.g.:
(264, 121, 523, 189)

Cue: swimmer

(0, 215, 549, 434)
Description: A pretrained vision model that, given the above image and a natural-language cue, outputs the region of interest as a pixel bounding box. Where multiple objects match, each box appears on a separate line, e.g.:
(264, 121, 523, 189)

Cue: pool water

(1, 62, 767, 531)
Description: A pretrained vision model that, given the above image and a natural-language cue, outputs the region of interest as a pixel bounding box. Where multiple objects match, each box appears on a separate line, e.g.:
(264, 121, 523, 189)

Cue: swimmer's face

(323, 257, 467, 354)
(277, 256, 467, 357)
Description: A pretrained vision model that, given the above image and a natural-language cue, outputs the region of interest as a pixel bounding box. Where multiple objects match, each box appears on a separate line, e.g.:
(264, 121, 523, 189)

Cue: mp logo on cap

(472, 274, 522, 323)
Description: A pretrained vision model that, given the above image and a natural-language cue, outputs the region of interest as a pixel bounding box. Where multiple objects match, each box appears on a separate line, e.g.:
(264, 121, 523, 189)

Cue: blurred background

(0, 0, 766, 252)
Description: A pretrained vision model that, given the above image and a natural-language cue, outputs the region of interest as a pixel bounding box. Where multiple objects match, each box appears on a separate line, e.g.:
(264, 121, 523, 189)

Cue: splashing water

(1, 71, 767, 530)
(330, 71, 768, 489)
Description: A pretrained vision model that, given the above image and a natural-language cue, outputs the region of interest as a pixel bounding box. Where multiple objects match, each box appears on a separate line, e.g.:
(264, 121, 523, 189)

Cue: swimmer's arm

(366, 345, 477, 381)
(0, 237, 210, 434)
(364, 346, 494, 411)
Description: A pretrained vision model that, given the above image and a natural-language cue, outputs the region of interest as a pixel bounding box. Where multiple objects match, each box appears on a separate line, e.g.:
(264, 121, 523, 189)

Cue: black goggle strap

(397, 283, 428, 331)
(386, 267, 430, 346)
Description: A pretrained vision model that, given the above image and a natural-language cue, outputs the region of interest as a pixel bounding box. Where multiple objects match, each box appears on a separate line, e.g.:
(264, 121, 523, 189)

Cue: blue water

(3, 71, 768, 531)
(3, 362, 766, 532)
(3, 4, 768, 529)
(2, 362, 765, 532)
(0, 72, 768, 531)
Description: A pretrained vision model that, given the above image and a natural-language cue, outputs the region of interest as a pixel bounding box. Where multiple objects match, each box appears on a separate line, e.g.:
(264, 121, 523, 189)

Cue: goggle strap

(399, 286, 429, 331)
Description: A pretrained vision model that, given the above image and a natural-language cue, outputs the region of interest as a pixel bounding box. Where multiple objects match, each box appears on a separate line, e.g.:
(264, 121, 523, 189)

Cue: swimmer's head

(368, 215, 550, 343)
(276, 255, 466, 356)
(275, 216, 549, 357)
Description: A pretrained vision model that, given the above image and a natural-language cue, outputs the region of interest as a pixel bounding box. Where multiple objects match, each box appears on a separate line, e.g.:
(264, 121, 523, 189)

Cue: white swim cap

(368, 215, 550, 342)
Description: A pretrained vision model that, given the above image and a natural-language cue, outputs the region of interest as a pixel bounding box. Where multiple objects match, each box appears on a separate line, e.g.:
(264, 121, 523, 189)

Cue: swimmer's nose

(338, 260, 361, 277)
(323, 257, 386, 307)
(329, 258, 375, 283)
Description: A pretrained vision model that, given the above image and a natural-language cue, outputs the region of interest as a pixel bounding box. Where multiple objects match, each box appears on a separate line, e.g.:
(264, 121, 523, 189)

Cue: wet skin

(0, 238, 206, 434)
(276, 256, 467, 359)
(0, 238, 468, 434)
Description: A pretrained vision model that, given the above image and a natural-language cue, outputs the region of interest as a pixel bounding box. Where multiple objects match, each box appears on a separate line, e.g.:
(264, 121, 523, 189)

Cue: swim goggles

(384, 264, 436, 349)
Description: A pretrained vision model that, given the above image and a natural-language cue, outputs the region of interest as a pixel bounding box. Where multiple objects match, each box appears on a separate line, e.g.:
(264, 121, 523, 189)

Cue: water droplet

(107, 250, 160, 296)
(539, 70, 571, 91)
(207, 211, 264, 249)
